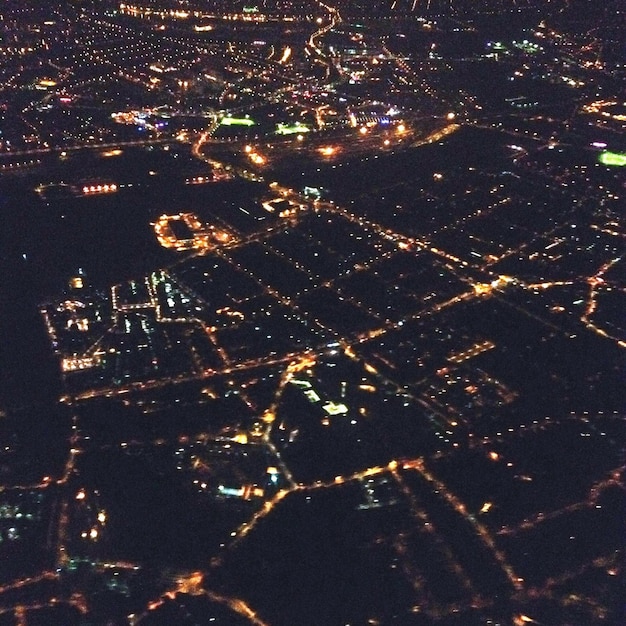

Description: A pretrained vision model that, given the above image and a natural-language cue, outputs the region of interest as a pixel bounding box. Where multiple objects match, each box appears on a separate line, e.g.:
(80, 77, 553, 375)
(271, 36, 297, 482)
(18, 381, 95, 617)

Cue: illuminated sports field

(275, 123, 311, 135)
(598, 151, 626, 166)
(220, 116, 255, 126)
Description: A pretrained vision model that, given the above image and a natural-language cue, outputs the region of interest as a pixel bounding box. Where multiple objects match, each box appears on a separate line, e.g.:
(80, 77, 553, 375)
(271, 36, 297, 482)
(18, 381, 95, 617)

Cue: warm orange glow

(319, 146, 336, 156)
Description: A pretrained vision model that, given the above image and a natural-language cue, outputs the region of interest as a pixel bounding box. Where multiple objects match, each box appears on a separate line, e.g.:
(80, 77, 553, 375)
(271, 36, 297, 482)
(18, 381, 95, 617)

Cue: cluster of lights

(154, 213, 232, 250)
(244, 145, 266, 165)
(119, 4, 190, 19)
(186, 175, 211, 185)
(62, 355, 100, 372)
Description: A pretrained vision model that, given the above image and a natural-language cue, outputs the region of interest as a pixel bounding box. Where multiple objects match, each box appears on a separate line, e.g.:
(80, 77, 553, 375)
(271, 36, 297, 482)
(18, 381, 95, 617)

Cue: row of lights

(82, 183, 117, 194)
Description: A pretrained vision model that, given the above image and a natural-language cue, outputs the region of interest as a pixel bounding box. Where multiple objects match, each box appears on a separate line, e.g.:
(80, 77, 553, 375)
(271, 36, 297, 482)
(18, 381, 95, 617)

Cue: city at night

(0, 0, 624, 624)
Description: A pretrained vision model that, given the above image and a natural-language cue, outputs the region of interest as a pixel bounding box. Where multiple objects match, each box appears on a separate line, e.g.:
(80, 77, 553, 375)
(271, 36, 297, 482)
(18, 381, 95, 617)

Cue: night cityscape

(0, 0, 624, 624)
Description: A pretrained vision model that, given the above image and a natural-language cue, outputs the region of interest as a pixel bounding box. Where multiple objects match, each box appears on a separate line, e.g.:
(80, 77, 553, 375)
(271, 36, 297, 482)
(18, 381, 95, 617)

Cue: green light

(220, 117, 255, 127)
(275, 123, 310, 135)
(599, 151, 626, 167)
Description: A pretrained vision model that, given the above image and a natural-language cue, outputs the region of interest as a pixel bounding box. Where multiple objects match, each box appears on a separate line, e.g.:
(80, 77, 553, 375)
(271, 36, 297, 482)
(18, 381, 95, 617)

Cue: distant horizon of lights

(598, 151, 626, 167)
